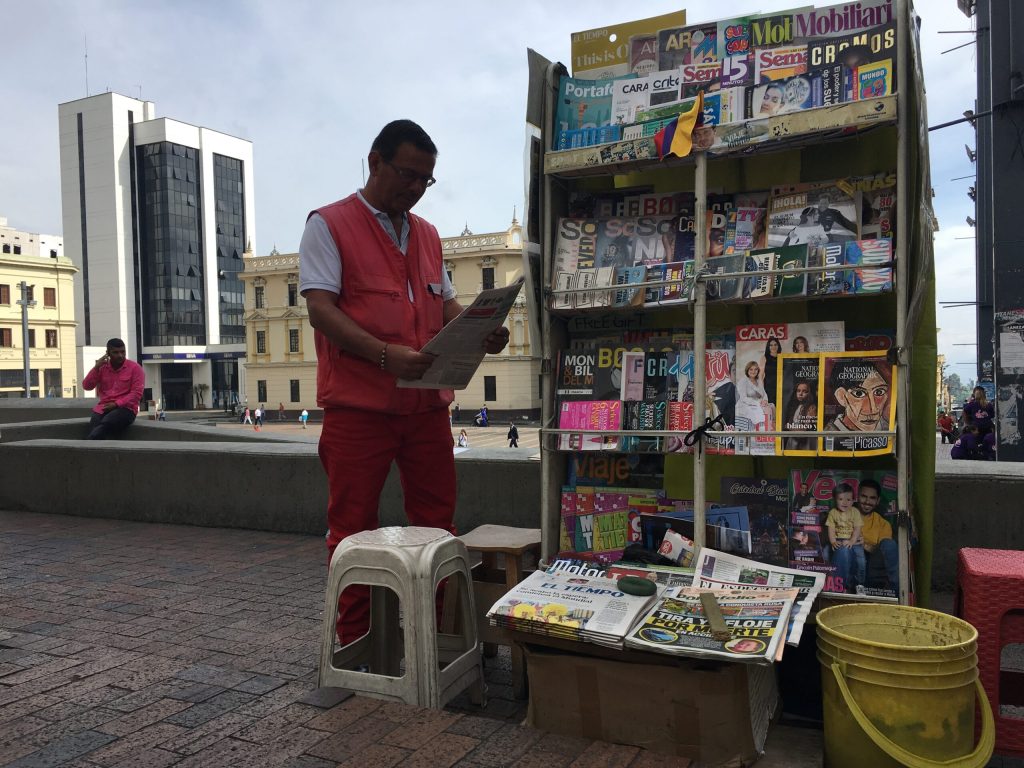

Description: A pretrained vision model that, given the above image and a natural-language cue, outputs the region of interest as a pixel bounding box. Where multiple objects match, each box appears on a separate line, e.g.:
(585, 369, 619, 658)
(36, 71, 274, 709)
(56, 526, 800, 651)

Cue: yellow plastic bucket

(816, 604, 994, 768)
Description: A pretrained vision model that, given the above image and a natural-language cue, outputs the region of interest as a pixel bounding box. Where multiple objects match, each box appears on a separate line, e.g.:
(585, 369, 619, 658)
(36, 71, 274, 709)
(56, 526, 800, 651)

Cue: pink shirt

(81, 359, 145, 415)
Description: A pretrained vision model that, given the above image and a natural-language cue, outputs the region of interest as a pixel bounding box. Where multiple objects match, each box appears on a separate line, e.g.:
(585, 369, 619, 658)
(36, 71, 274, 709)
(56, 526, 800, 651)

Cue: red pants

(319, 406, 456, 644)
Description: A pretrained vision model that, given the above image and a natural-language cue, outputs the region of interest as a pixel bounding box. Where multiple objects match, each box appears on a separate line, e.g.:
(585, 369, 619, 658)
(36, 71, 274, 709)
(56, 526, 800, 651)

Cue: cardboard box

(524, 645, 778, 766)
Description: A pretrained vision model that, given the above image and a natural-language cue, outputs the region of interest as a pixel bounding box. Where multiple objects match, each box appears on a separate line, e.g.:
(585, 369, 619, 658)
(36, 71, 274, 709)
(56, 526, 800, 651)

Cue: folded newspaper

(692, 548, 825, 646)
(397, 277, 524, 390)
(486, 568, 659, 649)
(624, 587, 798, 664)
(546, 557, 694, 591)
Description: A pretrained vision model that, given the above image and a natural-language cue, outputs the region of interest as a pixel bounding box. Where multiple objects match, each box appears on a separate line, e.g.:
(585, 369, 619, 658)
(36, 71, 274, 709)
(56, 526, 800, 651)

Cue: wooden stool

(458, 524, 542, 699)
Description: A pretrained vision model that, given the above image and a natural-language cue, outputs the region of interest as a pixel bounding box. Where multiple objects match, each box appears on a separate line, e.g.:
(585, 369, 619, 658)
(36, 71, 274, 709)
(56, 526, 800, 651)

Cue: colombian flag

(653, 92, 705, 160)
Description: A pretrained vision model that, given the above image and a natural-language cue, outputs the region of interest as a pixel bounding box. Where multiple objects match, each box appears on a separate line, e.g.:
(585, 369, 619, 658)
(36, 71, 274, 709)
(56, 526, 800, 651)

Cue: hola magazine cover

(820, 351, 897, 456)
(735, 322, 845, 456)
(624, 587, 796, 663)
(767, 182, 861, 248)
(776, 353, 821, 456)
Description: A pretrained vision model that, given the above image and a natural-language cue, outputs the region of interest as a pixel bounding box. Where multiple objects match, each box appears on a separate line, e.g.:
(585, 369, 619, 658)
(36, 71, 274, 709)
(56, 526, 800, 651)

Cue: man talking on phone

(81, 338, 145, 440)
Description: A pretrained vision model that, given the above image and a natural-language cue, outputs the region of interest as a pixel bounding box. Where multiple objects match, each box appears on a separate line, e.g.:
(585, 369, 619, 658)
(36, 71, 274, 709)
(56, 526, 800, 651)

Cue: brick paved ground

(0, 511, 702, 768)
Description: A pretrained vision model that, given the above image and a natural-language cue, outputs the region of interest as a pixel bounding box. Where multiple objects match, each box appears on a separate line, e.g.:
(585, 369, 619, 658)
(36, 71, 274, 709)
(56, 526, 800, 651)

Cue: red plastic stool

(956, 548, 1024, 757)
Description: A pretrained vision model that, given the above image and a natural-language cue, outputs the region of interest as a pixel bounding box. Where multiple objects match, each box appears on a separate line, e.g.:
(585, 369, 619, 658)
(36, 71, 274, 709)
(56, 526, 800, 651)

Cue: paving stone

(624, 751, 692, 767)
(460, 723, 545, 767)
(444, 714, 506, 740)
(94, 697, 192, 736)
(84, 722, 187, 767)
(565, 741, 640, 768)
(173, 662, 254, 688)
(278, 756, 336, 768)
(154, 710, 256, 755)
(164, 682, 227, 703)
(507, 749, 575, 768)
(304, 694, 383, 732)
(231, 673, 287, 695)
(296, 686, 353, 709)
(402, 731, 480, 767)
(333, 742, 410, 768)
(161, 688, 257, 728)
(379, 707, 462, 748)
(2, 728, 117, 768)
(108, 746, 182, 768)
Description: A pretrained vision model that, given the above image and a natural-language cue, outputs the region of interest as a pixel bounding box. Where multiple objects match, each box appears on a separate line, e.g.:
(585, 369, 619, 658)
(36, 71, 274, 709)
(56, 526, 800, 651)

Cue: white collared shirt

(298, 191, 455, 301)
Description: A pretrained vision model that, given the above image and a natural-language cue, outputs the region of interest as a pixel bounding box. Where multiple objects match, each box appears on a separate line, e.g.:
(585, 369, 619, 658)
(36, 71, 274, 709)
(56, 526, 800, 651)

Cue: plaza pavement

(3, 420, 1019, 766)
(0, 510, 830, 767)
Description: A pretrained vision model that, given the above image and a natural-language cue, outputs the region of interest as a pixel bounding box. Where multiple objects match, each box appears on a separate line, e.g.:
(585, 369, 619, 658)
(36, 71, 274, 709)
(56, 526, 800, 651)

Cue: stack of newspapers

(625, 587, 798, 664)
(486, 569, 659, 649)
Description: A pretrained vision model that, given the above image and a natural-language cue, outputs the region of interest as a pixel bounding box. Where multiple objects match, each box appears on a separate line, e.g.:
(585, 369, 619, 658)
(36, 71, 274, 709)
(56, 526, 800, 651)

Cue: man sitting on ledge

(82, 338, 145, 440)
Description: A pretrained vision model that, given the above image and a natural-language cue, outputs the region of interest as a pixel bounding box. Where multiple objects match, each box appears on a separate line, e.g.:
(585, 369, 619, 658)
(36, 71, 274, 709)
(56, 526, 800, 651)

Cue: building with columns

(240, 216, 541, 419)
(0, 218, 78, 398)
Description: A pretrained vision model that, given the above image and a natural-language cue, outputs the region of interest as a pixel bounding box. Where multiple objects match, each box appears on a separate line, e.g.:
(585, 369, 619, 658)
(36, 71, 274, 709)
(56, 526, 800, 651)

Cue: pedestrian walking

(254, 406, 263, 430)
(278, 402, 286, 421)
(242, 406, 252, 425)
(300, 408, 309, 429)
(507, 422, 519, 448)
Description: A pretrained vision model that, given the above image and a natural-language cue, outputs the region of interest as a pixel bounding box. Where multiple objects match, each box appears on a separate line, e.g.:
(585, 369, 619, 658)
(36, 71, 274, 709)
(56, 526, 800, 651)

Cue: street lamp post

(16, 282, 36, 398)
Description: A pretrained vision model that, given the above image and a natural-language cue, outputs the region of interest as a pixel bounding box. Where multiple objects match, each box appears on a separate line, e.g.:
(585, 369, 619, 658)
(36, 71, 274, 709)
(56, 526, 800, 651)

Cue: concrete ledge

(0, 417, 306, 444)
(0, 439, 541, 536)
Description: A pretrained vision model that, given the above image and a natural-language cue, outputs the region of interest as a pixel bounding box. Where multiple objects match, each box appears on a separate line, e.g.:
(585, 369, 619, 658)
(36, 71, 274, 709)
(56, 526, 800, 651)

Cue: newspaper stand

(523, 0, 935, 605)
(518, 0, 937, 757)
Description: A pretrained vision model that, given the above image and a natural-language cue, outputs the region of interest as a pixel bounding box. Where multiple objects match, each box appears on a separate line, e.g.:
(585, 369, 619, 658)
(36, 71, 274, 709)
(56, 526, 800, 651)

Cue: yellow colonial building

(0, 219, 78, 398)
(240, 216, 541, 418)
(238, 248, 315, 413)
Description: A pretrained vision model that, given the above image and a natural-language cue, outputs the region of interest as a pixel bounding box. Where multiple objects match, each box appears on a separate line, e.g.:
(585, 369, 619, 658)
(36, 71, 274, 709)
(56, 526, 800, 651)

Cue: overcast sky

(1, 1, 979, 374)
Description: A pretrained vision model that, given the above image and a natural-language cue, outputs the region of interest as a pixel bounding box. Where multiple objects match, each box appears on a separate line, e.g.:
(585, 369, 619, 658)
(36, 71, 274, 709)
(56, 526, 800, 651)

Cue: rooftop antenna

(84, 34, 89, 96)
(135, 85, 142, 100)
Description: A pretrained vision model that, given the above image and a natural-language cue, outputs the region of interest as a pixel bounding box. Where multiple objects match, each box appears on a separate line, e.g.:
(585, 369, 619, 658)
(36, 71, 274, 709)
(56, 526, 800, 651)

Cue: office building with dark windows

(57, 92, 254, 410)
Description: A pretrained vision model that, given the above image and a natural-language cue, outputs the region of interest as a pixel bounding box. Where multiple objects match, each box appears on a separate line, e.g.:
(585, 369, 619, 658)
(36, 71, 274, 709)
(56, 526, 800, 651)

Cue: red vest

(312, 194, 454, 414)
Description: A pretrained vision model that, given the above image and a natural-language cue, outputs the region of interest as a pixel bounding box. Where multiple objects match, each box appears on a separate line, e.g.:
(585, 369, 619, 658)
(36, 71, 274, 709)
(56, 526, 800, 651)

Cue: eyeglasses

(383, 160, 436, 188)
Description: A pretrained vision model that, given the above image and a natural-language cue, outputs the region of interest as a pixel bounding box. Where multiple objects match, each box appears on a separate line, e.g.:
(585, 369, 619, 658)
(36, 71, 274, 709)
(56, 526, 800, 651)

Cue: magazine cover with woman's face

(776, 354, 820, 456)
(820, 352, 897, 456)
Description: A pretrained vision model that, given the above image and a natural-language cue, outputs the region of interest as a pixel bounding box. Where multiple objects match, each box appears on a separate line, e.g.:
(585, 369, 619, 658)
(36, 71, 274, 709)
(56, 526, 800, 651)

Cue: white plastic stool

(318, 526, 484, 709)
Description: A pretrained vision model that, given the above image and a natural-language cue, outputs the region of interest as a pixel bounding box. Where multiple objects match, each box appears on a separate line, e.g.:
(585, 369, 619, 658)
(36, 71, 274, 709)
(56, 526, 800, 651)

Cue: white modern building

(58, 92, 255, 410)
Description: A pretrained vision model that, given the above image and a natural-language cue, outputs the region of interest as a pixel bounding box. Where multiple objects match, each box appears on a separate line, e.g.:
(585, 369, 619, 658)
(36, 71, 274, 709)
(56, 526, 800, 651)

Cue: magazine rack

(524, 0, 936, 607)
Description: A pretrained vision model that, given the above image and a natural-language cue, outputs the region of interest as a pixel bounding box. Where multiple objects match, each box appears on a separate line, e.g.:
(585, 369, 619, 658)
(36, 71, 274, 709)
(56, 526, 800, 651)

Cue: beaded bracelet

(379, 344, 388, 370)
